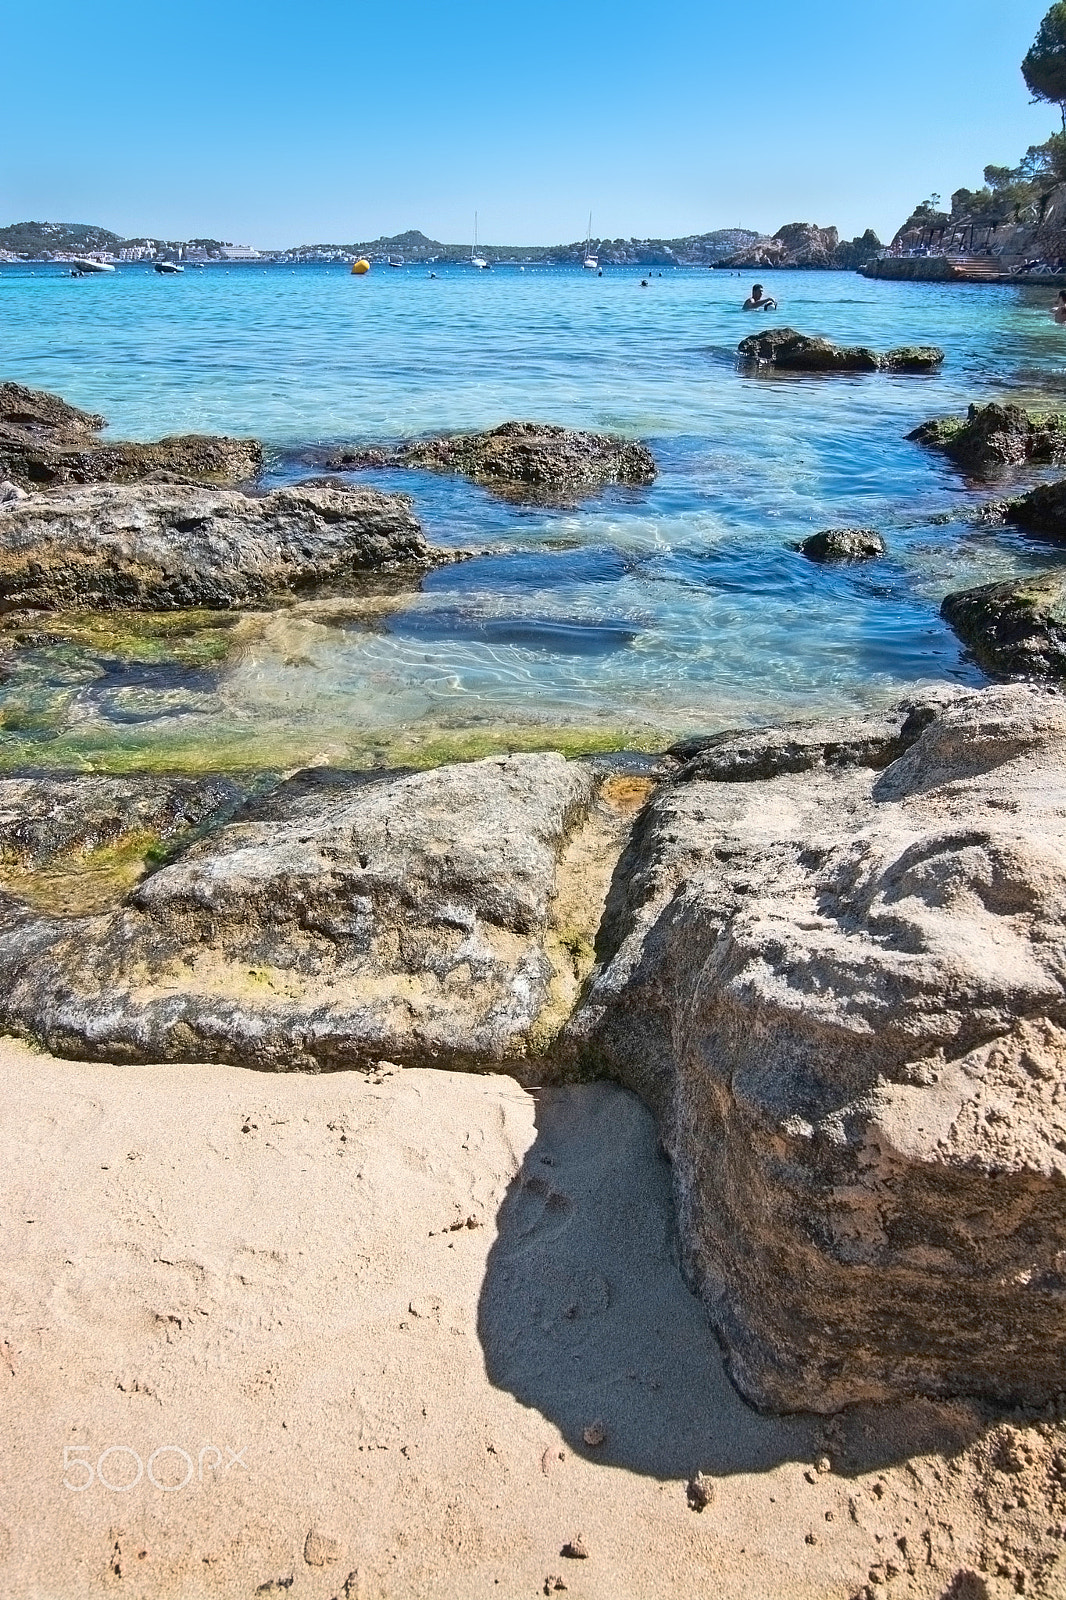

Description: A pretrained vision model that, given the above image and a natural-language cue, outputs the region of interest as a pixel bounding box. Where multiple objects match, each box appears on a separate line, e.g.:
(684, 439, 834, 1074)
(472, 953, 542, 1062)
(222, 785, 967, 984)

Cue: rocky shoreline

(1, 681, 1065, 1430)
(5, 379, 1066, 1594)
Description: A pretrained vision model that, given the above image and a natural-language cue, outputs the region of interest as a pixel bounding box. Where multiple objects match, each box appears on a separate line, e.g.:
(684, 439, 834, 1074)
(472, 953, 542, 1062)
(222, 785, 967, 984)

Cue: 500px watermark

(63, 1444, 248, 1492)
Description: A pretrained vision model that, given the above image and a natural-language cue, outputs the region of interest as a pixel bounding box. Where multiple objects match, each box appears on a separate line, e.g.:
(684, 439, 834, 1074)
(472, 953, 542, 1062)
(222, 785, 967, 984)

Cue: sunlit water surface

(3, 261, 1066, 771)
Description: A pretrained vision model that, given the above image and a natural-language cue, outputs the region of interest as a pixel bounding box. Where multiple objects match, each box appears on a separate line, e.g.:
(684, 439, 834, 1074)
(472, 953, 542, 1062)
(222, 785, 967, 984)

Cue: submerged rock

(322, 420, 657, 503)
(941, 572, 1066, 678)
(0, 482, 445, 610)
(0, 754, 628, 1070)
(568, 686, 1066, 1411)
(908, 402, 1066, 472)
(737, 328, 943, 373)
(0, 381, 262, 489)
(796, 527, 886, 563)
(877, 345, 946, 373)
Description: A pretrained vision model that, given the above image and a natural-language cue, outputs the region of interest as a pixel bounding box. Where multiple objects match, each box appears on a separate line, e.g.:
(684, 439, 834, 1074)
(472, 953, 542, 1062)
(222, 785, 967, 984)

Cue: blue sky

(1, 0, 1055, 246)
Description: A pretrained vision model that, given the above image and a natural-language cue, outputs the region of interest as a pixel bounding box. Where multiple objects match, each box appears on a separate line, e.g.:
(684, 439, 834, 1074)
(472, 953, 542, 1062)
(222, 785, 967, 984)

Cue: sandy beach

(1, 1036, 1059, 1600)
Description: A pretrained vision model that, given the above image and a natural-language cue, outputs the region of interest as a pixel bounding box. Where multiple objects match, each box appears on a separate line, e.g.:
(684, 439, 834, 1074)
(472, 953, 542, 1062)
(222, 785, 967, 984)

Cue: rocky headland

(724, 221, 882, 271)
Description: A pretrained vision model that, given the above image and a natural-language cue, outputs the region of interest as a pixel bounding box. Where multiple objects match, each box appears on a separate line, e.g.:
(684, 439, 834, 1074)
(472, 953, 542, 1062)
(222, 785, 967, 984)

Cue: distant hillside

(0, 220, 123, 256)
(0, 218, 879, 269)
(280, 228, 764, 266)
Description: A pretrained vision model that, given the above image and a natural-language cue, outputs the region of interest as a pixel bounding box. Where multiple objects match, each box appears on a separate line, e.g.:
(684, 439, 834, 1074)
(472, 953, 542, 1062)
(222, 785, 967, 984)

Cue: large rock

(567, 687, 1066, 1411)
(941, 572, 1066, 678)
(0, 381, 262, 488)
(321, 420, 657, 503)
(1005, 477, 1066, 539)
(0, 482, 445, 609)
(737, 328, 943, 373)
(0, 754, 626, 1071)
(908, 403, 1066, 472)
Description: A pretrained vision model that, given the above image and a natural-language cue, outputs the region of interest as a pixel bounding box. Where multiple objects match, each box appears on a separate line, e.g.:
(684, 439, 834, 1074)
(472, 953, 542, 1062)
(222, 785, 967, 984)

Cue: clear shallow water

(3, 260, 1066, 771)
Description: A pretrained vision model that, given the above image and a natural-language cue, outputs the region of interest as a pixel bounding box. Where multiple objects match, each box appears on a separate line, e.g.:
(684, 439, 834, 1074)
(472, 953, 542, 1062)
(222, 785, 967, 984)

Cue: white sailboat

(470, 212, 489, 269)
(583, 214, 598, 270)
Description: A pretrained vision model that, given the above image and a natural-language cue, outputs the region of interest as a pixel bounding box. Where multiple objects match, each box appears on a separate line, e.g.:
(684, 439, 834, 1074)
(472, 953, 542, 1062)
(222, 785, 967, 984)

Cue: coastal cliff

(726, 222, 882, 271)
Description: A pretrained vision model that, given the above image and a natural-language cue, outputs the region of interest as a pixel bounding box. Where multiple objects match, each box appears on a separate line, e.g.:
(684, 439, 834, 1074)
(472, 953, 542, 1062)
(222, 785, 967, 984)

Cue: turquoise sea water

(2, 260, 1065, 771)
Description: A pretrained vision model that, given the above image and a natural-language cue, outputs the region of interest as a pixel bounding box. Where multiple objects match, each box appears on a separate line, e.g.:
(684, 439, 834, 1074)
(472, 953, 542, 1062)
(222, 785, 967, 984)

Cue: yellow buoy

(351, 258, 370, 275)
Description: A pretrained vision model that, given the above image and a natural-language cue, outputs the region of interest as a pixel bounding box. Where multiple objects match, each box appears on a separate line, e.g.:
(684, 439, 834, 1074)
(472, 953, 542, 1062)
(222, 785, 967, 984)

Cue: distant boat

(471, 212, 489, 269)
(583, 214, 598, 270)
(154, 261, 184, 274)
(387, 255, 404, 268)
(71, 258, 116, 275)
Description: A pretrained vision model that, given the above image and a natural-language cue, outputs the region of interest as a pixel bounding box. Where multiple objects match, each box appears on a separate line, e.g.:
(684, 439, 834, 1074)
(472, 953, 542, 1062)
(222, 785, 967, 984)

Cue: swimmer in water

(1053, 290, 1066, 324)
(743, 282, 778, 311)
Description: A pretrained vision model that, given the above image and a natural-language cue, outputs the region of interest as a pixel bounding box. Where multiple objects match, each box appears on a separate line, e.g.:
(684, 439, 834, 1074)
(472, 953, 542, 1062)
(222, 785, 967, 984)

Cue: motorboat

(470, 212, 489, 269)
(387, 256, 404, 268)
(154, 261, 184, 274)
(71, 258, 116, 274)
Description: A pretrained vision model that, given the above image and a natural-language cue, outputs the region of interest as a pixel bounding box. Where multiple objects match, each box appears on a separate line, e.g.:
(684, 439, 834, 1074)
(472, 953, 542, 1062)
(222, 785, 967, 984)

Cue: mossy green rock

(941, 572, 1066, 678)
(1006, 478, 1066, 538)
(737, 328, 943, 373)
(909, 403, 1066, 471)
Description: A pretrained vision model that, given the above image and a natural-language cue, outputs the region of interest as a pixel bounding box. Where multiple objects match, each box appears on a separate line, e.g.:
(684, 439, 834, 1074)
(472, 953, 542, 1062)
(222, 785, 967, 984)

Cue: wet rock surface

(796, 527, 886, 563)
(941, 573, 1066, 678)
(666, 697, 946, 780)
(909, 402, 1066, 472)
(568, 686, 1066, 1411)
(1005, 476, 1066, 539)
(0, 754, 626, 1071)
(0, 482, 445, 610)
(0, 380, 262, 488)
(0, 772, 242, 870)
(319, 420, 657, 503)
(737, 328, 944, 373)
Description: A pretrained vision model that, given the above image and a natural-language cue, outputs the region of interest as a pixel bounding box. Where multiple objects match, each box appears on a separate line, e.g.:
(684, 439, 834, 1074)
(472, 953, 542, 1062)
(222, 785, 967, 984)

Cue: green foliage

(0, 220, 122, 257)
(902, 133, 1066, 240)
(1023, 4, 1066, 113)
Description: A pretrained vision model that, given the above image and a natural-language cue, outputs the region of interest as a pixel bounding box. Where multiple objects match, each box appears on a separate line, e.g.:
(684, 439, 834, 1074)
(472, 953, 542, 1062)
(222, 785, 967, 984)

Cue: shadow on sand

(477, 1082, 986, 1483)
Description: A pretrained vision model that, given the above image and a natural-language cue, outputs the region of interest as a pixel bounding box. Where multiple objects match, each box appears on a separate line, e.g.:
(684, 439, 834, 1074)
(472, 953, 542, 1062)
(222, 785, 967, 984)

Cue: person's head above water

(752, 284, 763, 298)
